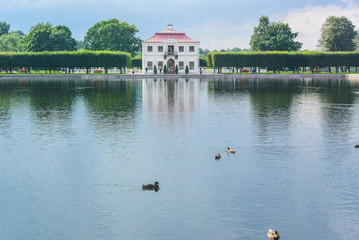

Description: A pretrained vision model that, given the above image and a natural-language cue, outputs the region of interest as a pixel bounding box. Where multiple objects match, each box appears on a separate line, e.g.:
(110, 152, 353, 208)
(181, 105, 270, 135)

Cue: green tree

(317, 16, 357, 51)
(0, 21, 10, 36)
(76, 40, 85, 50)
(199, 48, 211, 58)
(250, 16, 302, 51)
(0, 33, 22, 51)
(354, 30, 359, 51)
(50, 25, 76, 51)
(23, 22, 52, 52)
(23, 22, 76, 52)
(153, 65, 157, 74)
(10, 30, 24, 36)
(84, 18, 141, 56)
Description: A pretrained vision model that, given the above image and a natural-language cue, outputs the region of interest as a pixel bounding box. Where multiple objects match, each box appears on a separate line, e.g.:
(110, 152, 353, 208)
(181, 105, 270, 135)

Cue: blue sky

(1, 0, 358, 50)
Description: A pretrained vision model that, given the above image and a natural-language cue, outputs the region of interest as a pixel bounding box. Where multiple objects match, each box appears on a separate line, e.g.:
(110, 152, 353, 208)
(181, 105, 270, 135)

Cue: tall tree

(0, 23, 24, 51)
(76, 40, 85, 50)
(354, 30, 359, 51)
(49, 25, 76, 51)
(317, 16, 357, 51)
(250, 16, 302, 51)
(84, 18, 141, 56)
(22, 22, 53, 52)
(0, 33, 21, 51)
(0, 21, 10, 36)
(23, 22, 76, 52)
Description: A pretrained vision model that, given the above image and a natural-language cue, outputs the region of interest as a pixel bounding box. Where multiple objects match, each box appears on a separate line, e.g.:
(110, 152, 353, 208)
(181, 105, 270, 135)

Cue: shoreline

(0, 73, 358, 80)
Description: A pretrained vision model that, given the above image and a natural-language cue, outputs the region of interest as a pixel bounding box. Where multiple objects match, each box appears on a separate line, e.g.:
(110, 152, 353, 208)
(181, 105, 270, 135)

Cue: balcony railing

(164, 51, 178, 60)
(164, 51, 178, 56)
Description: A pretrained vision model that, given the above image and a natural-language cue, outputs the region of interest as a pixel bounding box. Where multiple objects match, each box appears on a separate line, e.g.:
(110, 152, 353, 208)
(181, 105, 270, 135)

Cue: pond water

(0, 78, 359, 240)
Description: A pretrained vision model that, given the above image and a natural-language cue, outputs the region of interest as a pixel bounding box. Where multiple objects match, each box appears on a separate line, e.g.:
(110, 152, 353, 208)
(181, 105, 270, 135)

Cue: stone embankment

(1, 73, 359, 80)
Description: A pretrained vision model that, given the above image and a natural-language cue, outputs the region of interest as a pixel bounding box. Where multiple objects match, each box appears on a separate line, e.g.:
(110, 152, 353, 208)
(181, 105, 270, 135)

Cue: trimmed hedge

(0, 50, 132, 73)
(131, 57, 142, 68)
(210, 51, 359, 72)
(199, 57, 207, 67)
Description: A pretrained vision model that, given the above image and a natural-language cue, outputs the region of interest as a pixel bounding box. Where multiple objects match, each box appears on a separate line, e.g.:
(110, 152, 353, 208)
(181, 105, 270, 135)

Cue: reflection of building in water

(142, 79, 200, 113)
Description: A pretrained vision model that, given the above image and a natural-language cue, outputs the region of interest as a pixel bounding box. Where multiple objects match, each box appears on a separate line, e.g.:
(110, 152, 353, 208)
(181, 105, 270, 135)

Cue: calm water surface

(0, 78, 359, 240)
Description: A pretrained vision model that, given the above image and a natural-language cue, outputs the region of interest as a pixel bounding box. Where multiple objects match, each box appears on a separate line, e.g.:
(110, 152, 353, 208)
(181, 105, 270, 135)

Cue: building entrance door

(167, 59, 175, 74)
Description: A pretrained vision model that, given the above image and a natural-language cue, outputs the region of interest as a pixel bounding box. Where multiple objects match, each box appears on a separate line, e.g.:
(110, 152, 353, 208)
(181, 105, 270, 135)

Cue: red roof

(143, 29, 199, 43)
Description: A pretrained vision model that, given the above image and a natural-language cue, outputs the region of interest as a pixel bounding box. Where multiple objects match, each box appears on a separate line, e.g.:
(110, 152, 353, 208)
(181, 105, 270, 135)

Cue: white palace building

(142, 24, 200, 74)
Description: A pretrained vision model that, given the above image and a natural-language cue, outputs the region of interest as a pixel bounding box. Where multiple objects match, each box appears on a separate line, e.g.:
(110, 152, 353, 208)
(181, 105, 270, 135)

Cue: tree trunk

(348, 66, 350, 73)
(335, 66, 338, 73)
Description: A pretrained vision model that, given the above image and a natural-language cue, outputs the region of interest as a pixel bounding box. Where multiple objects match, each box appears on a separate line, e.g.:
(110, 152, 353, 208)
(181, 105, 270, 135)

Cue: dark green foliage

(0, 21, 10, 36)
(23, 22, 76, 52)
(164, 64, 167, 74)
(318, 16, 357, 51)
(84, 18, 141, 56)
(175, 64, 178, 74)
(207, 53, 214, 67)
(185, 65, 189, 74)
(199, 57, 207, 67)
(0, 51, 131, 73)
(50, 25, 76, 51)
(211, 51, 359, 72)
(154, 65, 157, 74)
(131, 57, 142, 68)
(250, 16, 302, 51)
(76, 40, 85, 50)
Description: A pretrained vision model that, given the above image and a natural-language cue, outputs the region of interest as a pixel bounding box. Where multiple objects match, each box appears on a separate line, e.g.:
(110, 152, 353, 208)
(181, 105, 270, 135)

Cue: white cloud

(284, 2, 359, 50)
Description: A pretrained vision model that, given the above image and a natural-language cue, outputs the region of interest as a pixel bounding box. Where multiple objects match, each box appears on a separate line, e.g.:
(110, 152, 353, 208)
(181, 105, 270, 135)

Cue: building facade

(142, 24, 200, 74)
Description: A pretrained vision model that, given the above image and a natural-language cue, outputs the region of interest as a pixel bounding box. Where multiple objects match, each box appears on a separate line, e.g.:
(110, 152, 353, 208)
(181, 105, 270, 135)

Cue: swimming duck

(355, 144, 359, 148)
(267, 229, 280, 240)
(142, 181, 160, 191)
(215, 153, 221, 160)
(297, 101, 302, 105)
(226, 147, 235, 153)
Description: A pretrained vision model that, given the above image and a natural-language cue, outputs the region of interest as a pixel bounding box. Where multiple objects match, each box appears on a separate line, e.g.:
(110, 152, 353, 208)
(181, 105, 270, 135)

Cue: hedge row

(132, 57, 142, 68)
(0, 51, 132, 73)
(208, 51, 359, 72)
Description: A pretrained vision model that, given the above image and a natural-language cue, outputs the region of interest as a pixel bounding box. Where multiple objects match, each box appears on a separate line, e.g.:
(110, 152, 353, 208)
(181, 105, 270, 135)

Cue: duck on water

(267, 229, 280, 240)
(142, 182, 160, 192)
(226, 147, 235, 153)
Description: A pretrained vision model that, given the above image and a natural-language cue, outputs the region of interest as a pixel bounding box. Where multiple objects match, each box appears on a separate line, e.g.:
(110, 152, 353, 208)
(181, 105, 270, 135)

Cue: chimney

(168, 24, 173, 30)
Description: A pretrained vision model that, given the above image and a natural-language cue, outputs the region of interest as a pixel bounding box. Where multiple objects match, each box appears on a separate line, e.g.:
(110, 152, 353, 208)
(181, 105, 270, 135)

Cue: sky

(1, 0, 359, 51)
